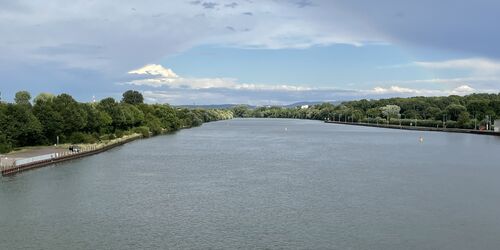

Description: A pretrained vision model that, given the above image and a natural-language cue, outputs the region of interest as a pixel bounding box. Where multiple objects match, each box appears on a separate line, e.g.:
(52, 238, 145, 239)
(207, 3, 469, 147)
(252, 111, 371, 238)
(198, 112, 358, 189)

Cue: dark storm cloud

(295, 0, 313, 8)
(1, 0, 500, 104)
(225, 2, 238, 8)
(329, 0, 500, 57)
(202, 2, 218, 9)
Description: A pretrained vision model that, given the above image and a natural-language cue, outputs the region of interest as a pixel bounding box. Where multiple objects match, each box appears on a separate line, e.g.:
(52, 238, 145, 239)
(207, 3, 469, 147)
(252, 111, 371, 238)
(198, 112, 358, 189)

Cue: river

(1, 118, 500, 249)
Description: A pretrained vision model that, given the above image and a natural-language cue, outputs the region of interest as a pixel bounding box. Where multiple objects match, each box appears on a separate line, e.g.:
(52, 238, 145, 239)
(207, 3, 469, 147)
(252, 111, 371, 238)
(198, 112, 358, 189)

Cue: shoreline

(325, 120, 500, 136)
(1, 134, 143, 176)
(1, 120, 227, 177)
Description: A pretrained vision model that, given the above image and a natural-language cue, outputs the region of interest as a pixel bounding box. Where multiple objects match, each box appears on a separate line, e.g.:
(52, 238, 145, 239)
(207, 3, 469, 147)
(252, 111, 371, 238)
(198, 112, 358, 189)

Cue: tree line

(0, 90, 233, 153)
(232, 93, 500, 129)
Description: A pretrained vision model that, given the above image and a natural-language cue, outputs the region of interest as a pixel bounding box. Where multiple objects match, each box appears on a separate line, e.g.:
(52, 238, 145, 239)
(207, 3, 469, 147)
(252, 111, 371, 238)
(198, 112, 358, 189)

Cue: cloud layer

(1, 0, 500, 103)
(3, 1, 500, 73)
(126, 64, 488, 105)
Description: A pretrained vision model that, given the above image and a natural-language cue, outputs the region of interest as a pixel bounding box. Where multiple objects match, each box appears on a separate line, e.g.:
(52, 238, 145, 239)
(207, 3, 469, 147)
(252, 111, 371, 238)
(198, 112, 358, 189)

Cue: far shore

(325, 120, 500, 136)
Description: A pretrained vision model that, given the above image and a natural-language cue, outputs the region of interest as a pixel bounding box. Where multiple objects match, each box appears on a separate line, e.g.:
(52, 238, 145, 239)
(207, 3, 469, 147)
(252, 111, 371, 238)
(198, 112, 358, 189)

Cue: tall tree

(14, 91, 31, 106)
(445, 104, 467, 121)
(380, 105, 401, 122)
(53, 94, 87, 135)
(122, 90, 144, 105)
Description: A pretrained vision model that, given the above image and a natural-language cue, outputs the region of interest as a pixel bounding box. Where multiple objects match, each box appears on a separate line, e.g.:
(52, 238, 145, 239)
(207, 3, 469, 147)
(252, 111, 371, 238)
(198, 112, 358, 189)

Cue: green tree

(33, 97, 63, 144)
(0, 133, 12, 153)
(14, 91, 32, 106)
(457, 111, 471, 127)
(366, 108, 381, 118)
(380, 105, 401, 122)
(34, 93, 55, 103)
(3, 104, 43, 146)
(232, 105, 251, 117)
(53, 94, 87, 136)
(145, 113, 163, 135)
(445, 104, 467, 121)
(122, 90, 144, 105)
(425, 107, 442, 120)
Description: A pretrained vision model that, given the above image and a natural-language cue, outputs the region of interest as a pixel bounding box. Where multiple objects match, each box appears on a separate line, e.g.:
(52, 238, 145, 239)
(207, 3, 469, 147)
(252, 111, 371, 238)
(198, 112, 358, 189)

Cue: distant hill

(176, 104, 255, 109)
(177, 101, 342, 109)
(284, 101, 342, 108)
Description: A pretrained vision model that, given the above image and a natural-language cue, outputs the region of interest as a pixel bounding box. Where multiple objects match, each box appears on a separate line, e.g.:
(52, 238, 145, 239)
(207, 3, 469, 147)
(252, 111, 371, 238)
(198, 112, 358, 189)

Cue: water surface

(2, 118, 500, 249)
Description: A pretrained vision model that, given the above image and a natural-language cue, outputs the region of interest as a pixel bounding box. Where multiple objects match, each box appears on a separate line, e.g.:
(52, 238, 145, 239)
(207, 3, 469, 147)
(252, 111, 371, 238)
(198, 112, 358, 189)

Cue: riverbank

(325, 120, 500, 136)
(0, 120, 231, 176)
(1, 133, 143, 176)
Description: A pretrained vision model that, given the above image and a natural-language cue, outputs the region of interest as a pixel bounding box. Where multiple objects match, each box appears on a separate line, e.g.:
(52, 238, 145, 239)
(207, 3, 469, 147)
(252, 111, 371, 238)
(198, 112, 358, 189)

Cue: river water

(1, 118, 500, 249)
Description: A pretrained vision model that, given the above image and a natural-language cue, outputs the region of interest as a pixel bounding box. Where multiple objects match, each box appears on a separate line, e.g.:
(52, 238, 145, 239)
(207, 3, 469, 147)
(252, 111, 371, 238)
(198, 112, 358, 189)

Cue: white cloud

(139, 83, 491, 105)
(128, 64, 179, 78)
(374, 77, 499, 85)
(126, 65, 497, 105)
(450, 85, 476, 95)
(368, 85, 477, 96)
(414, 58, 500, 75)
(127, 64, 313, 91)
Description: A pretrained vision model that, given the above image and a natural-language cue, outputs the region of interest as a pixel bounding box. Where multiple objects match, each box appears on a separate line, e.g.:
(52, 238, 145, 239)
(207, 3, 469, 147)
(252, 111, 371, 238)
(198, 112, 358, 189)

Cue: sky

(1, 0, 500, 105)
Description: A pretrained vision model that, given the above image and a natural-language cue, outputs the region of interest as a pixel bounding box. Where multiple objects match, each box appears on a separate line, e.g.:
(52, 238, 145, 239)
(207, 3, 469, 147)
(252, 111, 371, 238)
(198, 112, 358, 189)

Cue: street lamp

(486, 115, 490, 130)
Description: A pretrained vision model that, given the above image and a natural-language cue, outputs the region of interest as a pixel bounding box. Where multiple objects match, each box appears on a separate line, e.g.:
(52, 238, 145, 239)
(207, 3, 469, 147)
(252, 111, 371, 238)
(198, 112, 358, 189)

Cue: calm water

(2, 118, 500, 249)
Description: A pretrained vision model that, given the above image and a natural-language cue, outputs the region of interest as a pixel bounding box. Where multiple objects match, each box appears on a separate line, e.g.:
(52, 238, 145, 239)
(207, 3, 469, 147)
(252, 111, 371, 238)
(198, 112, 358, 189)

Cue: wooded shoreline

(1, 134, 142, 176)
(325, 120, 500, 136)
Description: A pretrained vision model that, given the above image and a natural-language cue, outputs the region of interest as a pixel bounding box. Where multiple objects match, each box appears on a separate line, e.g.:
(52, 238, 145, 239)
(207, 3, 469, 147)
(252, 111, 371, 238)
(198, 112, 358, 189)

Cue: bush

(0, 134, 12, 153)
(133, 126, 151, 138)
(363, 117, 386, 124)
(191, 117, 203, 127)
(100, 133, 116, 141)
(68, 132, 97, 144)
(444, 121, 458, 128)
(115, 129, 124, 138)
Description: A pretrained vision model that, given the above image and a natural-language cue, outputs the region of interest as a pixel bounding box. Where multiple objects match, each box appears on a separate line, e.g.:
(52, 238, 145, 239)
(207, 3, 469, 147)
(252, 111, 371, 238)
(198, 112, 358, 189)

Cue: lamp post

(486, 115, 490, 130)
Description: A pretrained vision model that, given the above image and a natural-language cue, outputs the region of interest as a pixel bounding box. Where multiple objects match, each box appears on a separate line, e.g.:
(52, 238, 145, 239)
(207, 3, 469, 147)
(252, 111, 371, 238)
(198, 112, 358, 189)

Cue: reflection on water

(1, 118, 500, 249)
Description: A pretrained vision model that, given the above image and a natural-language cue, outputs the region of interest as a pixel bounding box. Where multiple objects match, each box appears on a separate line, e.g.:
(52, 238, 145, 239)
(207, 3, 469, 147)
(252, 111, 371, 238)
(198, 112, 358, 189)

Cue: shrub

(0, 134, 12, 153)
(100, 134, 116, 141)
(444, 121, 458, 128)
(68, 132, 98, 144)
(115, 129, 124, 138)
(133, 126, 151, 138)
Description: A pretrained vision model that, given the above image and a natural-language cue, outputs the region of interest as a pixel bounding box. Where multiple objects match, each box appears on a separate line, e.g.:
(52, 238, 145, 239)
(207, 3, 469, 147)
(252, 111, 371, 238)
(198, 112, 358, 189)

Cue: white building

(495, 119, 500, 132)
(300, 105, 309, 109)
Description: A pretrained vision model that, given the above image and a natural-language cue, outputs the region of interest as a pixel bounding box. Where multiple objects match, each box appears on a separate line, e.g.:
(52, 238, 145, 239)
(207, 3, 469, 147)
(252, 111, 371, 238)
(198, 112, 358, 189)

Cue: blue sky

(1, 0, 500, 105)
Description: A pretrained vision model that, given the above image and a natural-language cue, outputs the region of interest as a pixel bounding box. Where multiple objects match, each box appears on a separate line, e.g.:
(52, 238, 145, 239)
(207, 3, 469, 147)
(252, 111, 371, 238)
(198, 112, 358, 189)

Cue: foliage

(380, 105, 401, 122)
(0, 133, 12, 153)
(233, 93, 500, 130)
(14, 91, 31, 106)
(122, 90, 144, 105)
(0, 90, 233, 153)
(68, 132, 98, 144)
(133, 126, 151, 138)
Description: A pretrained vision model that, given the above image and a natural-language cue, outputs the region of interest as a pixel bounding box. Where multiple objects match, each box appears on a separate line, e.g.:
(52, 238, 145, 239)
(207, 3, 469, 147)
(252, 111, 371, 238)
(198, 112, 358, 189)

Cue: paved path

(1, 146, 69, 167)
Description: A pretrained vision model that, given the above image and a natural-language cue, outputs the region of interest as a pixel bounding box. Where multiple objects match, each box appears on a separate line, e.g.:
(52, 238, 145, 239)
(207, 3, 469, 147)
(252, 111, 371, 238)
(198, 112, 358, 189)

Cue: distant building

(495, 119, 500, 132)
(300, 105, 309, 109)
